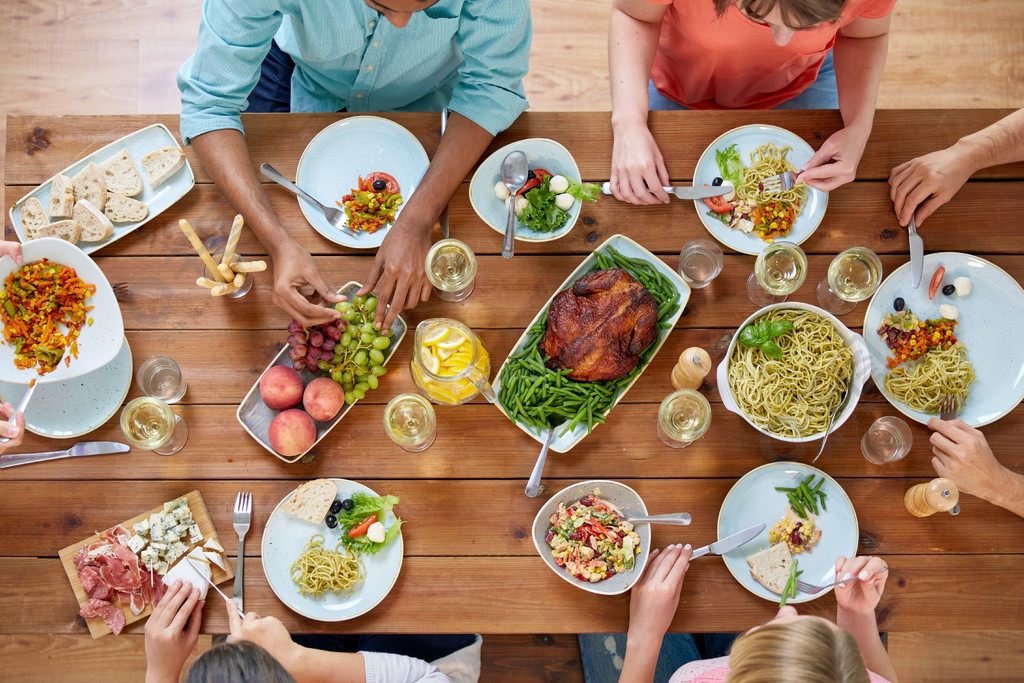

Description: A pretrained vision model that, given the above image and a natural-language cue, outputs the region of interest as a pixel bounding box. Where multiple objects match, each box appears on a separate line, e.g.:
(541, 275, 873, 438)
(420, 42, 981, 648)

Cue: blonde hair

(725, 617, 871, 683)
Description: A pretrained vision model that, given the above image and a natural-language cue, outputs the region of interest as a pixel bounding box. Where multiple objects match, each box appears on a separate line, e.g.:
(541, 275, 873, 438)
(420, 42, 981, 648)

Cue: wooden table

(3, 111, 1023, 648)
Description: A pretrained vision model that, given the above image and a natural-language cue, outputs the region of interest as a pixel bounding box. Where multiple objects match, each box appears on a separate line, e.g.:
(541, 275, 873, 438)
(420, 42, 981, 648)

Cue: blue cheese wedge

(127, 534, 148, 554)
(163, 496, 189, 513)
(133, 518, 151, 536)
(188, 524, 204, 544)
(154, 560, 169, 575)
(140, 547, 159, 568)
(172, 506, 193, 524)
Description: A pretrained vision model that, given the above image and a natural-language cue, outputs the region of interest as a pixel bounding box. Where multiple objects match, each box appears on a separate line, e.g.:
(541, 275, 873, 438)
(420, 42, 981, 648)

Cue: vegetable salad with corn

(769, 512, 820, 554)
(545, 494, 640, 583)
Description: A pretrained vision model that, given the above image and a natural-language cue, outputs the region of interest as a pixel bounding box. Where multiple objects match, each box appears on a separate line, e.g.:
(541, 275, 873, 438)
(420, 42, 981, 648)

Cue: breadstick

(221, 214, 244, 267)
(229, 260, 267, 273)
(196, 277, 219, 289)
(217, 263, 235, 281)
(179, 219, 226, 282)
(232, 272, 245, 288)
(211, 280, 241, 296)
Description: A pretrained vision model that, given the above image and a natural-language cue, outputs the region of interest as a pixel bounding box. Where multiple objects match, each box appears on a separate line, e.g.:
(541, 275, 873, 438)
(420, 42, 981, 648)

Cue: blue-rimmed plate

(261, 478, 403, 621)
(692, 124, 827, 255)
(295, 116, 429, 249)
(0, 336, 131, 438)
(864, 252, 1024, 427)
(719, 462, 858, 604)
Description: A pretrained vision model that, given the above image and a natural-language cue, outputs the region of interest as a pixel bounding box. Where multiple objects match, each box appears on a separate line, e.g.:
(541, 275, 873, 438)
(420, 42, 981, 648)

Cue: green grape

(355, 372, 369, 383)
(331, 368, 343, 382)
(342, 310, 358, 322)
(371, 336, 390, 350)
(367, 375, 379, 390)
(371, 365, 387, 376)
(355, 382, 369, 392)
(344, 391, 356, 404)
(365, 296, 378, 312)
(342, 383, 354, 392)
(354, 350, 368, 366)
(353, 388, 366, 400)
(360, 332, 373, 345)
(317, 360, 329, 371)
(369, 349, 385, 365)
(342, 372, 353, 385)
(334, 301, 353, 313)
(340, 332, 352, 347)
(348, 339, 359, 351)
(353, 295, 366, 306)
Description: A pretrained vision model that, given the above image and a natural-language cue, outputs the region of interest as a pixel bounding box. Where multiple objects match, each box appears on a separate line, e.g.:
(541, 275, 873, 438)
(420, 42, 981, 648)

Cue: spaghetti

(884, 341, 975, 414)
(736, 143, 807, 214)
(728, 309, 853, 438)
(289, 534, 365, 599)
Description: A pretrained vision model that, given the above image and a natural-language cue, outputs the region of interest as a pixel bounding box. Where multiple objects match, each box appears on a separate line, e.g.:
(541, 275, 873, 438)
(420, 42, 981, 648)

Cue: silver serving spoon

(525, 428, 556, 498)
(620, 511, 692, 526)
(811, 384, 851, 464)
(501, 151, 528, 259)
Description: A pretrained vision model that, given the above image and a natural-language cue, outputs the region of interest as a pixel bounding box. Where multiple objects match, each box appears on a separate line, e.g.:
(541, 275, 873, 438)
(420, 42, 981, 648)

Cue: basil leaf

(739, 325, 766, 347)
(761, 340, 783, 359)
(767, 320, 794, 338)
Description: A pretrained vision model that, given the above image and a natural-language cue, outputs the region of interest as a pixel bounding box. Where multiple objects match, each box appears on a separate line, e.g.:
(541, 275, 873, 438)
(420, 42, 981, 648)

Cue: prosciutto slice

(74, 525, 149, 633)
(79, 598, 126, 636)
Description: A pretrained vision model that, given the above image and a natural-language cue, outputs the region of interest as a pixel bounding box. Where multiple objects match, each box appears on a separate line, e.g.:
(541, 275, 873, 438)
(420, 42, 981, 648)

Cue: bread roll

(72, 163, 107, 211)
(142, 147, 185, 188)
(73, 199, 114, 242)
(104, 193, 149, 222)
(25, 219, 81, 243)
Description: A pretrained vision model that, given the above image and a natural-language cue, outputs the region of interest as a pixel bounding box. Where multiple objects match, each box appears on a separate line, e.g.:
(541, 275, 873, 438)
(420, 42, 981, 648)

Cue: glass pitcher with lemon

(410, 318, 495, 405)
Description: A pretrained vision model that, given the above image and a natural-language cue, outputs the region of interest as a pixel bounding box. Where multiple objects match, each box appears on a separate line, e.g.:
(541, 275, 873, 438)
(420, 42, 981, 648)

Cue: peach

(303, 377, 345, 422)
(260, 365, 304, 410)
(268, 409, 316, 456)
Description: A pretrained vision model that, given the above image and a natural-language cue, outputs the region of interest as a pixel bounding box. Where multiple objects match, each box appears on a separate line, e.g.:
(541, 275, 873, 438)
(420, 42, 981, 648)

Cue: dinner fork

(760, 170, 798, 193)
(796, 566, 888, 595)
(939, 394, 962, 515)
(260, 163, 357, 236)
(232, 491, 252, 612)
(111, 282, 129, 301)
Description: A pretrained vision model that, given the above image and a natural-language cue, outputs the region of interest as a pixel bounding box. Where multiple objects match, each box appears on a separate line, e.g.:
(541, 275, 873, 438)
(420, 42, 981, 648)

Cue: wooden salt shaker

(672, 347, 712, 391)
(904, 477, 959, 517)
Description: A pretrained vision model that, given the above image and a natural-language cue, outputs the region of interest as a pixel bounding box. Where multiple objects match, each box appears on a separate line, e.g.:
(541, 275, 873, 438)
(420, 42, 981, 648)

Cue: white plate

(863, 252, 1024, 427)
(0, 336, 131, 438)
(9, 124, 194, 254)
(0, 238, 124, 384)
(719, 462, 858, 604)
(692, 124, 828, 255)
(261, 479, 404, 621)
(491, 234, 690, 453)
(295, 117, 429, 249)
(468, 138, 582, 242)
(531, 480, 651, 596)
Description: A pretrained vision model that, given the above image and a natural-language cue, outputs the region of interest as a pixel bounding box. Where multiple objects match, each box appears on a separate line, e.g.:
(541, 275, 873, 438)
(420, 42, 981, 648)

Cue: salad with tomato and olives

(324, 492, 403, 556)
(493, 168, 600, 234)
(544, 493, 640, 583)
(338, 172, 403, 234)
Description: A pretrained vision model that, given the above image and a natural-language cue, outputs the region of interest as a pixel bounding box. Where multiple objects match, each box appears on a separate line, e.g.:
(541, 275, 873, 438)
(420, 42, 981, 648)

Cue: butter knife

(689, 522, 766, 560)
(438, 107, 450, 238)
(186, 558, 246, 619)
(0, 441, 130, 468)
(908, 215, 924, 289)
(600, 182, 730, 201)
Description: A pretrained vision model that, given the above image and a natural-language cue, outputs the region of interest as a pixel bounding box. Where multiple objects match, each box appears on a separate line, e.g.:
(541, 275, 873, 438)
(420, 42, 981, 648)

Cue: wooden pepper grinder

(671, 347, 712, 390)
(904, 477, 959, 517)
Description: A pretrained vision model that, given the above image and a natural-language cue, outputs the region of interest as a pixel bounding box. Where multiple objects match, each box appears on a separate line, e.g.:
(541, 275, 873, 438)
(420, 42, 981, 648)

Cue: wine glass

(655, 389, 712, 448)
(746, 241, 807, 306)
(426, 239, 477, 302)
(120, 396, 188, 456)
(816, 246, 883, 315)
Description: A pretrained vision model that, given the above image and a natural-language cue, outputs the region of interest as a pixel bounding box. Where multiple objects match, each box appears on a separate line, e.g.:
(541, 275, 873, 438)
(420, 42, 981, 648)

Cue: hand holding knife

(187, 558, 246, 620)
(689, 523, 766, 560)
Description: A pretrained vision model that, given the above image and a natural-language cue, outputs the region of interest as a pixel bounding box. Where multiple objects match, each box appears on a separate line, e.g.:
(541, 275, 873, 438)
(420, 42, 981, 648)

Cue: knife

(689, 522, 766, 560)
(600, 182, 731, 201)
(187, 558, 246, 619)
(438, 107, 450, 238)
(908, 215, 924, 288)
(0, 441, 130, 469)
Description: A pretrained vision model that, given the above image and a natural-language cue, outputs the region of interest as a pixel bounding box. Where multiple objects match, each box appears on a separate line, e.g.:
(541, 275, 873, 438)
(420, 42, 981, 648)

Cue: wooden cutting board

(58, 489, 234, 638)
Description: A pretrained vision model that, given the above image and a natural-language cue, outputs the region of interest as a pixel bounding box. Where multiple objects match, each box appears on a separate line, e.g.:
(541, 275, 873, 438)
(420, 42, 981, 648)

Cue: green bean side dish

(497, 246, 681, 438)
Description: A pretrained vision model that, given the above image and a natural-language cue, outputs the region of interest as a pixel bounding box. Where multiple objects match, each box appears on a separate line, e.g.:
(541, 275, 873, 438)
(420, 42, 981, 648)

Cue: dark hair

(713, 0, 847, 29)
(187, 641, 296, 683)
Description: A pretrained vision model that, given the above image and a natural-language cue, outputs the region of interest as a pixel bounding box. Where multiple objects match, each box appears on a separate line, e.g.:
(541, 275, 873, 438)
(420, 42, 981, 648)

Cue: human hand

(144, 580, 204, 683)
(797, 126, 870, 192)
(927, 418, 1007, 501)
(357, 220, 432, 332)
(609, 122, 671, 205)
(627, 544, 692, 642)
(224, 597, 297, 664)
(888, 147, 974, 227)
(0, 402, 26, 454)
(269, 239, 343, 327)
(834, 555, 887, 618)
(0, 241, 23, 266)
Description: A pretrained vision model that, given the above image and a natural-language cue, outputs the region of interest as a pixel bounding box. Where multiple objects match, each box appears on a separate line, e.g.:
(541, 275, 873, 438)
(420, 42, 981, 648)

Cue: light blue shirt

(178, 0, 531, 144)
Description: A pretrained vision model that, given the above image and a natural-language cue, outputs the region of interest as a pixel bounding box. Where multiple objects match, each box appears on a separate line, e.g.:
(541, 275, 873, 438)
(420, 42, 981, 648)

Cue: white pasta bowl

(716, 302, 871, 443)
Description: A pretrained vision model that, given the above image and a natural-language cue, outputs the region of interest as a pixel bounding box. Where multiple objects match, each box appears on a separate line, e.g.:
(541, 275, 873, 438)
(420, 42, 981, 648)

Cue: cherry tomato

(347, 513, 378, 537)
(703, 194, 733, 214)
(928, 266, 946, 300)
(532, 167, 553, 179)
(362, 172, 399, 194)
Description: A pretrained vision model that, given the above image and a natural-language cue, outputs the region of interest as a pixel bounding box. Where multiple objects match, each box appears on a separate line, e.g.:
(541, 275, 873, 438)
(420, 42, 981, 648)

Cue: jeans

(245, 41, 296, 113)
(647, 50, 838, 111)
(291, 633, 478, 662)
(578, 632, 737, 683)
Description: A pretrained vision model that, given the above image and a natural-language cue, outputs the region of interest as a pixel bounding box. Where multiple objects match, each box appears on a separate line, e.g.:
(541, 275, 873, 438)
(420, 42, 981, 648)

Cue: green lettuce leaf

(715, 144, 744, 187)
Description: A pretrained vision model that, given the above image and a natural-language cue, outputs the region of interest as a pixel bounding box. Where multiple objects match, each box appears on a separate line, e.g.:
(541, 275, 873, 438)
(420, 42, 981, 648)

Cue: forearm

(949, 109, 1024, 176)
(837, 610, 898, 682)
(608, 4, 662, 130)
(986, 467, 1024, 518)
(832, 32, 889, 138)
(618, 633, 663, 683)
(277, 643, 366, 683)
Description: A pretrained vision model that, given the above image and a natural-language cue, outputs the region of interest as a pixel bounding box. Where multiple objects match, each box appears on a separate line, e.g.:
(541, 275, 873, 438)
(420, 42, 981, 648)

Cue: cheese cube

(148, 514, 163, 531)
(154, 561, 169, 575)
(163, 496, 188, 513)
(140, 547, 158, 567)
(127, 534, 148, 554)
(150, 523, 168, 543)
(168, 541, 189, 559)
(133, 518, 151, 536)
(150, 541, 169, 553)
(171, 523, 190, 539)
(172, 506, 193, 523)
(188, 524, 204, 544)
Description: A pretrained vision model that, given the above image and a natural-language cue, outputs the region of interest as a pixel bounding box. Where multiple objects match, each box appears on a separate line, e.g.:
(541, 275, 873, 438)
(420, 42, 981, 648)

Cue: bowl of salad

(531, 480, 651, 595)
(469, 138, 599, 243)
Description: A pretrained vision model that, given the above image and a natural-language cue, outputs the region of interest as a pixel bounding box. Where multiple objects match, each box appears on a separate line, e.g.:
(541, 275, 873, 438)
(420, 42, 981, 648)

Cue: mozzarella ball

(549, 174, 570, 194)
(720, 180, 736, 202)
(366, 521, 386, 543)
(953, 276, 972, 296)
(494, 181, 511, 201)
(938, 304, 959, 320)
(514, 195, 529, 216)
(554, 193, 575, 211)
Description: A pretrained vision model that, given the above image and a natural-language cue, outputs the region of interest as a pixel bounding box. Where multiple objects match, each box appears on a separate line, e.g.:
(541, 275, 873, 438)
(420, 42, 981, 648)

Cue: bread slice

(104, 193, 149, 222)
(21, 197, 49, 231)
(280, 479, 337, 524)
(98, 147, 143, 197)
(746, 542, 793, 595)
(72, 163, 107, 211)
(25, 219, 81, 243)
(48, 174, 76, 218)
(73, 199, 114, 242)
(142, 147, 185, 188)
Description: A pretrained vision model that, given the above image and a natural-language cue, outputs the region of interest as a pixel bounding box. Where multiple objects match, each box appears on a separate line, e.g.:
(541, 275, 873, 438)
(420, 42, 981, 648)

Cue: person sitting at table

(145, 580, 477, 683)
(0, 241, 26, 454)
(177, 0, 531, 330)
(606, 0, 896, 205)
(583, 545, 898, 682)
(928, 418, 1024, 519)
(889, 108, 1024, 228)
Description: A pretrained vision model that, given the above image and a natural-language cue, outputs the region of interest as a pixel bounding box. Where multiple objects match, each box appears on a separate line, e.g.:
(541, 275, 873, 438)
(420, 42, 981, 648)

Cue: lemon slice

(437, 333, 467, 350)
(422, 326, 450, 346)
(454, 381, 479, 401)
(428, 384, 460, 405)
(423, 354, 441, 375)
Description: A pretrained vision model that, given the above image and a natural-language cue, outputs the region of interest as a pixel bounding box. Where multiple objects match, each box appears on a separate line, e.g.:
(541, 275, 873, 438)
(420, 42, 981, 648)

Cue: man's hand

(357, 206, 433, 332)
(609, 122, 671, 205)
(927, 418, 1008, 501)
(144, 580, 204, 683)
(270, 239, 344, 327)
(0, 402, 26, 455)
(797, 126, 870, 192)
(0, 241, 23, 265)
(889, 147, 974, 227)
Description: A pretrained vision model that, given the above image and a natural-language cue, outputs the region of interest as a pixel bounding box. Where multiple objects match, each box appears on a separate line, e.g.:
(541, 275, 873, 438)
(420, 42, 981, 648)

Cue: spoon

(500, 151, 528, 259)
(811, 384, 851, 464)
(620, 511, 692, 526)
(525, 428, 556, 498)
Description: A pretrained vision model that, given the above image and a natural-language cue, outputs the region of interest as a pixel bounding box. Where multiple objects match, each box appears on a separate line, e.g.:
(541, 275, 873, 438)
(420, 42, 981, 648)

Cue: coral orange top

(645, 0, 897, 109)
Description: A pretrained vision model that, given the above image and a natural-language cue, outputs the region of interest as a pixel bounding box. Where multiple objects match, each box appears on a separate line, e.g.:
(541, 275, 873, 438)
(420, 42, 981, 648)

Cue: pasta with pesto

(728, 309, 853, 438)
(290, 534, 365, 599)
(736, 143, 807, 214)
(884, 341, 975, 414)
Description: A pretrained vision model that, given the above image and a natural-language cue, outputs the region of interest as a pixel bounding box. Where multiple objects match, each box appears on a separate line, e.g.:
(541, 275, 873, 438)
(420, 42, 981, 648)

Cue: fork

(938, 394, 962, 515)
(111, 282, 129, 301)
(260, 163, 357, 236)
(760, 170, 798, 193)
(796, 566, 889, 595)
(232, 491, 252, 612)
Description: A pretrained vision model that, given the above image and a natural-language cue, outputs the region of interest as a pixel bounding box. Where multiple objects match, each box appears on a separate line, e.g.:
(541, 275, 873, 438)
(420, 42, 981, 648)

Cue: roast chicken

(540, 268, 658, 382)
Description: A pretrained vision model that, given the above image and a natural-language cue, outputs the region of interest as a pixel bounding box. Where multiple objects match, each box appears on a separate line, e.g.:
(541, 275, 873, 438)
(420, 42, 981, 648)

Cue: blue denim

(245, 41, 295, 113)
(647, 50, 838, 111)
(578, 632, 737, 683)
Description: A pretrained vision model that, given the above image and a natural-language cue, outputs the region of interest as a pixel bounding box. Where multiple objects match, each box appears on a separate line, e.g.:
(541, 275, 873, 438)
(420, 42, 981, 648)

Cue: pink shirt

(668, 655, 894, 682)
(645, 0, 897, 109)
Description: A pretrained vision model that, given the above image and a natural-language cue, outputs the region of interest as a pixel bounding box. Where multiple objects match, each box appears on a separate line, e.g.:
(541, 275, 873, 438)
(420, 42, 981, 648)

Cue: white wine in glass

(747, 241, 807, 305)
(426, 239, 477, 302)
(656, 389, 712, 448)
(817, 246, 883, 314)
(384, 393, 437, 452)
(120, 396, 188, 455)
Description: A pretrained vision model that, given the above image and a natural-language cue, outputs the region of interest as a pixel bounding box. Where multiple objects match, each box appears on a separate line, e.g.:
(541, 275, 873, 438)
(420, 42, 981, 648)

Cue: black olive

(325, 514, 338, 529)
(329, 500, 343, 515)
(340, 498, 354, 511)
(893, 297, 905, 311)
(942, 284, 956, 296)
(712, 177, 724, 186)
(527, 170, 536, 180)
(371, 179, 387, 191)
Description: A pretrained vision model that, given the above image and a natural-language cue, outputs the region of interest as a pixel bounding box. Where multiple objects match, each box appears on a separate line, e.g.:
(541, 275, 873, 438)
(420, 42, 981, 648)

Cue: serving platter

(236, 282, 406, 463)
(9, 123, 194, 254)
(261, 478, 403, 621)
(491, 234, 690, 453)
(864, 252, 1024, 427)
